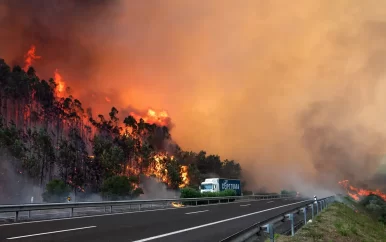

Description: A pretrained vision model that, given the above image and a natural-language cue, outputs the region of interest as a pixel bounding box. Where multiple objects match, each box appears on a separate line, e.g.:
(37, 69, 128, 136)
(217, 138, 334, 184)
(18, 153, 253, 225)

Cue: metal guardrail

(220, 196, 335, 242)
(0, 194, 295, 223)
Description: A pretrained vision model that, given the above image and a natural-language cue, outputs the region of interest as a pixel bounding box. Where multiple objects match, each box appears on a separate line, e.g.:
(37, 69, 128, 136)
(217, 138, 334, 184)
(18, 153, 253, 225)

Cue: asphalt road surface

(0, 198, 311, 242)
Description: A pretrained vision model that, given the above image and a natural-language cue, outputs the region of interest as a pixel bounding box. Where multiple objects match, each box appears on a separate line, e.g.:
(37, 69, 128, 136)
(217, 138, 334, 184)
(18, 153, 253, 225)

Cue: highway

(0, 198, 311, 242)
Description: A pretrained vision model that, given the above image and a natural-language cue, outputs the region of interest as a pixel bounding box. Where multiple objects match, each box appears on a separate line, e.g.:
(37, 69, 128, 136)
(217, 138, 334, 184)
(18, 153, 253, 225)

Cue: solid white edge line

(240, 204, 251, 207)
(6, 226, 96, 240)
(0, 198, 283, 227)
(132, 200, 311, 242)
(185, 210, 209, 215)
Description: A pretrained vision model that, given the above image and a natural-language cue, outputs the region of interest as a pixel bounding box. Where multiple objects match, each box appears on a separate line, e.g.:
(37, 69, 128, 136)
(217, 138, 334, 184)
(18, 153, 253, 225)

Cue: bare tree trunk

(40, 161, 44, 186)
(0, 91, 2, 117)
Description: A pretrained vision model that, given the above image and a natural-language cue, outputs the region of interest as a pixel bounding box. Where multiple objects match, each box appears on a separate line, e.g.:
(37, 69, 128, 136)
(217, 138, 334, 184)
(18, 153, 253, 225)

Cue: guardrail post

(70, 208, 73, 217)
(138, 204, 141, 211)
(28, 210, 31, 219)
(267, 223, 274, 242)
(316, 202, 319, 214)
(289, 213, 295, 236)
(196, 200, 198, 206)
(110, 205, 112, 213)
(302, 207, 307, 225)
(15, 211, 19, 222)
(310, 204, 314, 220)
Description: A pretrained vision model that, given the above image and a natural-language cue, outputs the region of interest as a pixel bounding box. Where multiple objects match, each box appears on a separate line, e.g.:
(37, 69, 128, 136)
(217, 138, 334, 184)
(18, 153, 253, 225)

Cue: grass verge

(276, 199, 386, 242)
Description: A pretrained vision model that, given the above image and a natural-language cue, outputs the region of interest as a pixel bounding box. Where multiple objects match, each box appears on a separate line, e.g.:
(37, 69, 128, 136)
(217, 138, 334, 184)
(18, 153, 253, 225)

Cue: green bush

(42, 179, 71, 203)
(101, 175, 136, 200)
(180, 187, 201, 198)
(221, 189, 236, 196)
(180, 188, 236, 198)
(360, 194, 386, 224)
(180, 188, 237, 205)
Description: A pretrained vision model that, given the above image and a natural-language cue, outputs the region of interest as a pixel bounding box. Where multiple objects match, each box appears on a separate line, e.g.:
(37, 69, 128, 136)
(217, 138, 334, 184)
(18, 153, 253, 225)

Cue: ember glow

(23, 45, 41, 71)
(338, 180, 386, 201)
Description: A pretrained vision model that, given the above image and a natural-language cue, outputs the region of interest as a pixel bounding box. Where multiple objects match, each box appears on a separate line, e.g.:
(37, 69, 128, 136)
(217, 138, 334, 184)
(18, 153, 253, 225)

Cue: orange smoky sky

(1, 0, 386, 194)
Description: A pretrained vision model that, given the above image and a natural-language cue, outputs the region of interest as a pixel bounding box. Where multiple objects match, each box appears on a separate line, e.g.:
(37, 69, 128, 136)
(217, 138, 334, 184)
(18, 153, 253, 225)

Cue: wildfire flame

(54, 69, 65, 95)
(130, 109, 170, 127)
(23, 45, 41, 71)
(147, 153, 169, 183)
(338, 180, 386, 201)
(146, 153, 190, 188)
(179, 165, 189, 188)
(171, 202, 184, 208)
(105, 97, 111, 103)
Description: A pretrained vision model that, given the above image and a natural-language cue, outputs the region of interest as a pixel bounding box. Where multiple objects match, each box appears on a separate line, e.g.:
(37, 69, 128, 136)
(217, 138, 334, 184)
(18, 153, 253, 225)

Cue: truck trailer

(200, 178, 241, 196)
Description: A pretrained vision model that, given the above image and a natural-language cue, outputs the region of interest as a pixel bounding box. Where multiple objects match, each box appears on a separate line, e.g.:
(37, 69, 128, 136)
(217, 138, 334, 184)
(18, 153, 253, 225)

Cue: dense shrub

(360, 194, 386, 224)
(42, 179, 71, 203)
(180, 187, 201, 198)
(180, 188, 236, 198)
(101, 175, 142, 200)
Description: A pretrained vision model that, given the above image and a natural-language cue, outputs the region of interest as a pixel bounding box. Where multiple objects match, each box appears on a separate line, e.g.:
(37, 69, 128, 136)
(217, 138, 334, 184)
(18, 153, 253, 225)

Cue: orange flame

(54, 69, 65, 96)
(130, 109, 170, 127)
(147, 153, 169, 183)
(171, 202, 184, 208)
(179, 165, 189, 188)
(23, 45, 41, 71)
(105, 97, 111, 103)
(338, 180, 386, 201)
(145, 153, 189, 188)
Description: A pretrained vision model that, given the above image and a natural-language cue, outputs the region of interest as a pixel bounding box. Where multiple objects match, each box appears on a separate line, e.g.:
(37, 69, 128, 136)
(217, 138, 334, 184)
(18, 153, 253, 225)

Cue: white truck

(200, 178, 241, 195)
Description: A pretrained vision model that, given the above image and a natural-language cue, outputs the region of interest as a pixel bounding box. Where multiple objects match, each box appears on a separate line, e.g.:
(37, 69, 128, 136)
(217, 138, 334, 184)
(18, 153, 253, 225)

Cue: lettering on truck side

(221, 180, 240, 190)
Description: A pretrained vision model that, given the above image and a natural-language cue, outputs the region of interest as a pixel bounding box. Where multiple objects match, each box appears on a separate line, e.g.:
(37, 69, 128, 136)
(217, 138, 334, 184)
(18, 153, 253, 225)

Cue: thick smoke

(138, 176, 179, 200)
(0, 153, 43, 204)
(1, 0, 386, 196)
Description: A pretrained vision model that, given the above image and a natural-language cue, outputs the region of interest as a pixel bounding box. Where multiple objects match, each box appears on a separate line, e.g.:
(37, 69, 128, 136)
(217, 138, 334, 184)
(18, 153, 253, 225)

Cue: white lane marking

(185, 210, 208, 215)
(0, 198, 276, 227)
(267, 201, 274, 203)
(240, 204, 251, 207)
(6, 226, 96, 240)
(133, 200, 311, 242)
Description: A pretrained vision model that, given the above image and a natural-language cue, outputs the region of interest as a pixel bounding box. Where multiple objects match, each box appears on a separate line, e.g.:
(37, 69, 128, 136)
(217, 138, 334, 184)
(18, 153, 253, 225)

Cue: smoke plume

(2, 0, 386, 196)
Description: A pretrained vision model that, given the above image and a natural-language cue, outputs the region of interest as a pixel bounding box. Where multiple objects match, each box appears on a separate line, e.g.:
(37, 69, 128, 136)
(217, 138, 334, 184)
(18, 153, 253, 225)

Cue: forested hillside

(0, 57, 243, 201)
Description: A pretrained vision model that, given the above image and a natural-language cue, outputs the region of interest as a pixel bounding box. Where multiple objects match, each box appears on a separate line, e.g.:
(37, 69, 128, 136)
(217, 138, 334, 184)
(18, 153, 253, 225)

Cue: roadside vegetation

(276, 197, 386, 242)
(178, 187, 236, 205)
(180, 187, 236, 198)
